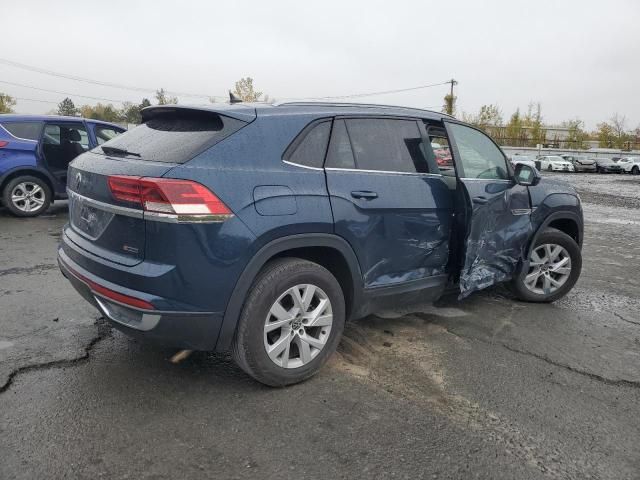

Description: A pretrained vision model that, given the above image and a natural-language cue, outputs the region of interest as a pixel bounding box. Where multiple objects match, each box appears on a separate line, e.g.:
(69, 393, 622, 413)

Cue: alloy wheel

(263, 284, 333, 369)
(11, 182, 46, 213)
(524, 243, 572, 295)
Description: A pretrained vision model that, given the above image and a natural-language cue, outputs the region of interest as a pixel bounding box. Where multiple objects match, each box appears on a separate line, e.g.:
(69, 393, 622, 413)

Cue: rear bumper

(58, 248, 223, 350)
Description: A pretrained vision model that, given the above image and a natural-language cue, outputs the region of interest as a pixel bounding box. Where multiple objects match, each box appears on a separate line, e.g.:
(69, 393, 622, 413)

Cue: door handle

(351, 191, 378, 200)
(472, 196, 488, 205)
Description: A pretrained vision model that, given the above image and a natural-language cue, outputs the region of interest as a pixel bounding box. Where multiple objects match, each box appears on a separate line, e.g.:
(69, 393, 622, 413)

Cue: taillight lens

(0, 140, 8, 148)
(107, 175, 232, 219)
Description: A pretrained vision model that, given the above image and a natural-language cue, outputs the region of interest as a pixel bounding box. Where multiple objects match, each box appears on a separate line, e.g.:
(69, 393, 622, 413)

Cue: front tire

(232, 258, 345, 387)
(632, 166, 639, 175)
(2, 176, 51, 217)
(511, 228, 582, 303)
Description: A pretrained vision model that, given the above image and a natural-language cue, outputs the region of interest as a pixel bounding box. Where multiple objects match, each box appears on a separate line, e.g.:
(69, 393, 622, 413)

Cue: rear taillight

(107, 175, 233, 221)
(0, 141, 8, 148)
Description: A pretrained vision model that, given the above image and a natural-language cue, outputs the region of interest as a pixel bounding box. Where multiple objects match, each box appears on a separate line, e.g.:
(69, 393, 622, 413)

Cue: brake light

(107, 175, 232, 220)
(0, 141, 8, 148)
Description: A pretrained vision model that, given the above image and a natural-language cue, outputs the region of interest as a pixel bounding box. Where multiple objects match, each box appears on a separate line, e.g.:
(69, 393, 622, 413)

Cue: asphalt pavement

(1, 173, 639, 479)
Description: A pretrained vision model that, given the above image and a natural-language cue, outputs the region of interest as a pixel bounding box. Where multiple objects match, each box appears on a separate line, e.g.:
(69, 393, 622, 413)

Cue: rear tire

(2, 176, 51, 217)
(632, 166, 639, 175)
(511, 228, 582, 303)
(232, 258, 345, 387)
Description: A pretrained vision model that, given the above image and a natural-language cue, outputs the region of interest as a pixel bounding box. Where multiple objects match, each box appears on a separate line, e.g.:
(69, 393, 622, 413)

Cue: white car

(617, 157, 640, 175)
(537, 155, 575, 172)
(510, 155, 537, 170)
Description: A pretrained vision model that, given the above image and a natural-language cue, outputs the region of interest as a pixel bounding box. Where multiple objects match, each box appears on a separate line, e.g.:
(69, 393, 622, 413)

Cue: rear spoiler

(141, 104, 257, 123)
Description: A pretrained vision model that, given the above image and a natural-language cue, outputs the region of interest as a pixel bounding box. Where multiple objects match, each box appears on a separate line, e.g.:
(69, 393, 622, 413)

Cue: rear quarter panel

(164, 113, 334, 249)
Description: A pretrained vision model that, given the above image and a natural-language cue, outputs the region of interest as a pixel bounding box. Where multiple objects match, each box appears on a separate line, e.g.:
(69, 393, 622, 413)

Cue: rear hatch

(66, 106, 252, 266)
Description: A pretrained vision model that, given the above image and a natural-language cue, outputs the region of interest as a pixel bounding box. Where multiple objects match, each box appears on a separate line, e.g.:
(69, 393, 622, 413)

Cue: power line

(0, 56, 453, 108)
(12, 96, 58, 105)
(301, 81, 452, 100)
(0, 57, 225, 100)
(0, 80, 130, 103)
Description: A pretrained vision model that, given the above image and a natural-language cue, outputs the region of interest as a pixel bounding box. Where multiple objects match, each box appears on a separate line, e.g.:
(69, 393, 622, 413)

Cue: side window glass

(345, 119, 428, 173)
(44, 124, 89, 149)
(448, 123, 508, 179)
(95, 126, 123, 145)
(325, 119, 356, 169)
(286, 121, 331, 168)
(0, 121, 43, 141)
(424, 125, 454, 176)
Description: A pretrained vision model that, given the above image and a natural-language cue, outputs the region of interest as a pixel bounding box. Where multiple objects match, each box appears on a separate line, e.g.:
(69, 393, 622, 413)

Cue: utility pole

(450, 78, 457, 99)
(444, 78, 458, 116)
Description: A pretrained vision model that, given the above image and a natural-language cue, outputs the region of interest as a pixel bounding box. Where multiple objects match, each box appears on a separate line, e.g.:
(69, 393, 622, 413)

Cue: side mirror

(514, 163, 541, 186)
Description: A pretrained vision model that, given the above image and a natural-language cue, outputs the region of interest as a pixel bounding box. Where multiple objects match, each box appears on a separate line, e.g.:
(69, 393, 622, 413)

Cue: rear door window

(344, 118, 429, 173)
(424, 125, 454, 176)
(284, 120, 331, 168)
(325, 119, 356, 169)
(1, 121, 43, 141)
(97, 111, 246, 163)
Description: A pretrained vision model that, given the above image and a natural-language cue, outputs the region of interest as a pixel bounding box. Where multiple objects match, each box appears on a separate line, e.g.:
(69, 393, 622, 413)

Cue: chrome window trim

(282, 159, 324, 171)
(324, 167, 443, 178)
(459, 177, 512, 183)
(67, 189, 232, 223)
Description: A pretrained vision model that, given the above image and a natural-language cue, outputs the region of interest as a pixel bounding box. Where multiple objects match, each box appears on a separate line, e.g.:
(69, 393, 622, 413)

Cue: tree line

(446, 96, 638, 150)
(0, 77, 265, 124)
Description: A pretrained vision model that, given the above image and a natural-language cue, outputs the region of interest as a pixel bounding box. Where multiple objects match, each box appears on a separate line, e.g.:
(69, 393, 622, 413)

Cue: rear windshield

(96, 111, 246, 163)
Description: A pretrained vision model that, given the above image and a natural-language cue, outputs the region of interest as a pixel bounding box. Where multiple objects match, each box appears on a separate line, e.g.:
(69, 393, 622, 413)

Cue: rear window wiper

(100, 145, 141, 157)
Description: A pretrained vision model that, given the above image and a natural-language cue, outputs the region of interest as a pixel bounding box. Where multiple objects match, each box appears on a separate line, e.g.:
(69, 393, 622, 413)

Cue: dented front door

(445, 121, 533, 297)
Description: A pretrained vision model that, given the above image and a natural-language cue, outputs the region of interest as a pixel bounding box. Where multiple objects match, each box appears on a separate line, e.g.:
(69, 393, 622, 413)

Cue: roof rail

(274, 101, 453, 118)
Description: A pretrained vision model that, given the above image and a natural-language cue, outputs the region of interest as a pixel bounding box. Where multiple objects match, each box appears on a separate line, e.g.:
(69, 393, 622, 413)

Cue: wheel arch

(0, 167, 56, 200)
(528, 211, 583, 257)
(215, 233, 363, 352)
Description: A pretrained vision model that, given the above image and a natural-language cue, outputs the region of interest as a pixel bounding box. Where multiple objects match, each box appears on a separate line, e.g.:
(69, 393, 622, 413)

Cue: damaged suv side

(58, 102, 583, 386)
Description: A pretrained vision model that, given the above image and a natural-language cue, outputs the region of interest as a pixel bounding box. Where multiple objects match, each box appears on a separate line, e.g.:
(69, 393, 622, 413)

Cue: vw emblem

(75, 172, 83, 189)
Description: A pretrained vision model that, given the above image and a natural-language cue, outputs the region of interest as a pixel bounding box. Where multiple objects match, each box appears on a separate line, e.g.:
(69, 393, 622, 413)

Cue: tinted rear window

(285, 120, 331, 168)
(97, 111, 246, 163)
(1, 121, 43, 141)
(345, 118, 428, 173)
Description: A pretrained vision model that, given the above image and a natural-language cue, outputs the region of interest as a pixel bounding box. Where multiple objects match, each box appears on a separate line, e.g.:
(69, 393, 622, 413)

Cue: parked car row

(509, 153, 640, 175)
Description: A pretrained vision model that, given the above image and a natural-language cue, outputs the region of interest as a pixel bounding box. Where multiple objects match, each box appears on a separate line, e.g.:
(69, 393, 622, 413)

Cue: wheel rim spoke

(310, 314, 333, 328)
(267, 333, 291, 361)
(300, 284, 316, 311)
(297, 337, 312, 364)
(264, 317, 292, 333)
(300, 333, 324, 350)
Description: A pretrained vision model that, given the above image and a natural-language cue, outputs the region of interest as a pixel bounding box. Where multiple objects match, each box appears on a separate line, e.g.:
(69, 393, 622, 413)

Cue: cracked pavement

(1, 173, 639, 479)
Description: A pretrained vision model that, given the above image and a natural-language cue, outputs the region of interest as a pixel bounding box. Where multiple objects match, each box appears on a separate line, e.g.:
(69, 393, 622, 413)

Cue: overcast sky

(2, 0, 639, 129)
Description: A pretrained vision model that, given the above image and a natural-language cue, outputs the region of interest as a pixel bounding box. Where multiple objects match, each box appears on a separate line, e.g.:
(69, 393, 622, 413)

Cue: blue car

(57, 102, 584, 386)
(0, 115, 125, 216)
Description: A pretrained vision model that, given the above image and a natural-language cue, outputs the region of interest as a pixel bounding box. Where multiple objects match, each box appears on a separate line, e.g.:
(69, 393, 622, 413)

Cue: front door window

(448, 123, 509, 180)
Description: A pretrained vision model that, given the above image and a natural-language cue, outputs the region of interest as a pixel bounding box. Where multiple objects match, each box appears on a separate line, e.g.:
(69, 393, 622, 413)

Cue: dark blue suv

(0, 115, 125, 216)
(57, 103, 583, 386)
